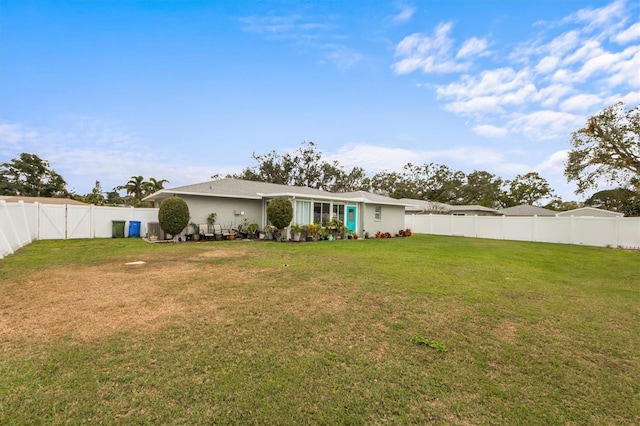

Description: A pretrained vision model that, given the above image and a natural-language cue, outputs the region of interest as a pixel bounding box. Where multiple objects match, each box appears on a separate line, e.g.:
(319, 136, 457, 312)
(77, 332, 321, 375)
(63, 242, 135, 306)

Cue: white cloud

(396, 0, 639, 142)
(393, 22, 474, 74)
(507, 110, 584, 140)
(536, 150, 569, 175)
(535, 55, 561, 74)
(456, 37, 489, 59)
(322, 44, 363, 69)
(537, 84, 574, 107)
(0, 123, 41, 152)
(391, 5, 415, 24)
(563, 0, 626, 32)
(613, 22, 640, 43)
(444, 96, 503, 115)
(559, 93, 604, 112)
(473, 124, 508, 138)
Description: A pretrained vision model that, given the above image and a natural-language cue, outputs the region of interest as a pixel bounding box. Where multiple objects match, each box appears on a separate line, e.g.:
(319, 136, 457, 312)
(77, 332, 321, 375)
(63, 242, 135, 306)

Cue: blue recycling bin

(128, 220, 141, 237)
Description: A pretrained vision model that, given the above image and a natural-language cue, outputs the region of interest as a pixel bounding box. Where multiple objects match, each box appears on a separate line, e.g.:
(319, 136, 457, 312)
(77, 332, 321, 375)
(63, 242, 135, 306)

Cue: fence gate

(38, 204, 67, 240)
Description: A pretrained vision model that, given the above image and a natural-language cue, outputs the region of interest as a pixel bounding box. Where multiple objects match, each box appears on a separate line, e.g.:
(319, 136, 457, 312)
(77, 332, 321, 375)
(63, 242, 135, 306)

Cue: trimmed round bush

(266, 196, 293, 230)
(158, 196, 190, 237)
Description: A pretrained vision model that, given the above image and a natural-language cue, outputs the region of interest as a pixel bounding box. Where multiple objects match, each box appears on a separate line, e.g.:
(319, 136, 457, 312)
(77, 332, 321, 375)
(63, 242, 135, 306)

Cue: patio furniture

(212, 224, 223, 240)
(199, 224, 214, 241)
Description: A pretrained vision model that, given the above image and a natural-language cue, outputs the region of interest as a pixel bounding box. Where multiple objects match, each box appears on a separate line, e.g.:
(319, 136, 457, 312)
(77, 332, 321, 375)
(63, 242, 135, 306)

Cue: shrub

(158, 196, 190, 238)
(266, 196, 293, 231)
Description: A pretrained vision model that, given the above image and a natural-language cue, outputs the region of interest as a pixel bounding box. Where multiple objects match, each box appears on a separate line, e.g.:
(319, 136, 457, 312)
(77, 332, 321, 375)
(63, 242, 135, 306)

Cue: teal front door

(346, 206, 357, 233)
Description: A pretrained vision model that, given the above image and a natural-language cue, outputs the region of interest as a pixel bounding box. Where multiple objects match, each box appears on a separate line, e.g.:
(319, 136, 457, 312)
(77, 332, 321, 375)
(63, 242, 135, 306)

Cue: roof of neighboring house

(143, 178, 412, 206)
(0, 196, 86, 206)
(400, 198, 502, 215)
(555, 207, 624, 217)
(498, 204, 557, 216)
(447, 204, 501, 214)
(399, 198, 451, 213)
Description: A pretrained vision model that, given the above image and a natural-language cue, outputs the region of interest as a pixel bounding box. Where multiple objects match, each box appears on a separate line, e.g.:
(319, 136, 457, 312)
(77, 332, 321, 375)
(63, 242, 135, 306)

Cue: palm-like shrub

(158, 196, 190, 239)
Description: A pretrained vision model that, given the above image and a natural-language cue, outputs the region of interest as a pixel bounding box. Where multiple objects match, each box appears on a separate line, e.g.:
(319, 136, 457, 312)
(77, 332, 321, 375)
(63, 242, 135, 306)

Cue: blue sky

(1, 0, 639, 201)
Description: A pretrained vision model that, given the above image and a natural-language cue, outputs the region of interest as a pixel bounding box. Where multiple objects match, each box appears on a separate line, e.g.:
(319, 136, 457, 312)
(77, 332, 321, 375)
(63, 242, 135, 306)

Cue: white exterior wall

(362, 204, 406, 237)
(177, 195, 263, 230)
(406, 214, 640, 250)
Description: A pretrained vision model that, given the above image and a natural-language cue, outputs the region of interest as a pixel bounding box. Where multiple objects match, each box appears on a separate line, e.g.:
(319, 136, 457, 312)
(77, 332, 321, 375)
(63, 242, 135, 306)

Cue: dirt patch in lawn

(0, 247, 249, 343)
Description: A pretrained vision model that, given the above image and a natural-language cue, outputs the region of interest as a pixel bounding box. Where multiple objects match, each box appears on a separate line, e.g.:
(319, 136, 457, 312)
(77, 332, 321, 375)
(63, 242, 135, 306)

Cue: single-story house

(555, 207, 624, 218)
(498, 204, 557, 216)
(143, 178, 412, 238)
(401, 198, 501, 216)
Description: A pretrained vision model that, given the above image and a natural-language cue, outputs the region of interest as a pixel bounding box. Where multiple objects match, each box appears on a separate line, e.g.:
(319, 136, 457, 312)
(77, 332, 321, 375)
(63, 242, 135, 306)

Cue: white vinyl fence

(0, 201, 159, 259)
(405, 214, 640, 250)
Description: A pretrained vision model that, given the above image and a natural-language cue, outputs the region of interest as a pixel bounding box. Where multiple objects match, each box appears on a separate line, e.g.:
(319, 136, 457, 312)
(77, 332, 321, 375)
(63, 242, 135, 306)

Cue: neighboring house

(0, 196, 87, 206)
(447, 205, 501, 216)
(401, 198, 501, 216)
(400, 198, 451, 215)
(555, 207, 624, 218)
(143, 178, 412, 238)
(498, 204, 556, 216)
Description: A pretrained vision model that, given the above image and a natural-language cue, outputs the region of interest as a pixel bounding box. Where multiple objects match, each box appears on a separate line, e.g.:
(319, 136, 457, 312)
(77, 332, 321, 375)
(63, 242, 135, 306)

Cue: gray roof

(144, 178, 411, 206)
(400, 198, 451, 213)
(448, 204, 500, 213)
(556, 207, 624, 217)
(498, 204, 556, 216)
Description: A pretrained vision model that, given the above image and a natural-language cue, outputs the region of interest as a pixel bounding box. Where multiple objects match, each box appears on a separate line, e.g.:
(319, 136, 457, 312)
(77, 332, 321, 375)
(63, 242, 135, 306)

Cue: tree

(117, 175, 147, 200)
(266, 196, 293, 236)
(78, 180, 106, 205)
(502, 172, 555, 207)
(158, 196, 190, 239)
(0, 153, 69, 197)
(585, 188, 639, 216)
(234, 141, 368, 192)
(369, 163, 465, 202)
(458, 170, 504, 208)
(565, 102, 640, 194)
(145, 177, 169, 195)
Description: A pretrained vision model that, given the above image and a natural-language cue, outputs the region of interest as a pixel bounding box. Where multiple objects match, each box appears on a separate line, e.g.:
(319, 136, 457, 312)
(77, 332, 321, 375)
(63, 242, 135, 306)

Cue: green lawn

(1, 235, 638, 424)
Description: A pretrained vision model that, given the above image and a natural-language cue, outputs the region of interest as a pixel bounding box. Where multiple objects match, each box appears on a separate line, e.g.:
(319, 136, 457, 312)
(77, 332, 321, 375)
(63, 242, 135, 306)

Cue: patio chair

(199, 224, 214, 241)
(212, 224, 223, 240)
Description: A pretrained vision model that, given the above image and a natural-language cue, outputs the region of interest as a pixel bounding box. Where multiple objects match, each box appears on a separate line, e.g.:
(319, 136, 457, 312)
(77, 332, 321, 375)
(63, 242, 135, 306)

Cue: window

(374, 206, 382, 221)
(313, 202, 330, 225)
(295, 201, 311, 225)
(332, 203, 344, 222)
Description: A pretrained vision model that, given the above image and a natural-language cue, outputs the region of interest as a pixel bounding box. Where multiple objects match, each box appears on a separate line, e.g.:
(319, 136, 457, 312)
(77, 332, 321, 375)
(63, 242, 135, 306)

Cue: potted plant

(305, 222, 319, 241)
(207, 212, 217, 226)
(290, 223, 303, 242)
(246, 222, 259, 239)
(190, 221, 200, 241)
(263, 224, 275, 240)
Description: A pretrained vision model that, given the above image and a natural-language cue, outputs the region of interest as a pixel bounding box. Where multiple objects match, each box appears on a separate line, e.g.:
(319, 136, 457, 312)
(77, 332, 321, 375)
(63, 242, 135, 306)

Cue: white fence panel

(502, 217, 534, 242)
(619, 219, 640, 249)
(406, 214, 640, 249)
(451, 216, 477, 237)
(23, 203, 39, 241)
(475, 216, 502, 240)
(67, 205, 93, 239)
(38, 204, 67, 240)
(534, 217, 571, 244)
(6, 201, 32, 247)
(0, 201, 17, 258)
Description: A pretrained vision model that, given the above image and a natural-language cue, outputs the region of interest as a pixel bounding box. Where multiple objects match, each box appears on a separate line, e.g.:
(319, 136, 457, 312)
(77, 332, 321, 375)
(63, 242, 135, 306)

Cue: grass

(1, 235, 638, 424)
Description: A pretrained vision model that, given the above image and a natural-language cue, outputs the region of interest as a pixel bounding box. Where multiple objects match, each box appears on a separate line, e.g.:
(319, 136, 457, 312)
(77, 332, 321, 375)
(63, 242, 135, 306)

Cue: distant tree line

(2, 102, 638, 214)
